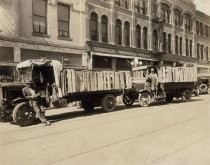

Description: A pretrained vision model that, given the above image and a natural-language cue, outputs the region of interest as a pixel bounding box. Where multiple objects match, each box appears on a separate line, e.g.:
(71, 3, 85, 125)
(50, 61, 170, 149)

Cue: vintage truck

(123, 65, 198, 107)
(0, 59, 131, 126)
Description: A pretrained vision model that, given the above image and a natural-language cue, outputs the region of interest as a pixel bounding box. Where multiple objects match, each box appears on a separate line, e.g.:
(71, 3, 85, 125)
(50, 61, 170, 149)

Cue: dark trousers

(32, 100, 47, 123)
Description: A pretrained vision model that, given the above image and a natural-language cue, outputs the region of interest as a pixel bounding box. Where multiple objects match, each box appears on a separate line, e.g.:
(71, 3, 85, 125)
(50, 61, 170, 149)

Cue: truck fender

(12, 98, 27, 105)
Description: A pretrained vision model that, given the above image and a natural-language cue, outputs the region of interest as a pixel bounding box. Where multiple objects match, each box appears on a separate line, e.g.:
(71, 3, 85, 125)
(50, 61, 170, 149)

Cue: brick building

(0, 0, 210, 81)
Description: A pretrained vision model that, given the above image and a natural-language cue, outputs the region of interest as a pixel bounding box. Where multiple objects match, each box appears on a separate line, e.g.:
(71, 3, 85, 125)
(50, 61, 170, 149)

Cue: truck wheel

(13, 102, 36, 127)
(81, 101, 95, 112)
(101, 94, 116, 112)
(165, 94, 174, 103)
(182, 89, 192, 102)
(0, 108, 12, 122)
(138, 92, 151, 107)
(123, 94, 134, 106)
(199, 84, 207, 93)
(207, 88, 210, 94)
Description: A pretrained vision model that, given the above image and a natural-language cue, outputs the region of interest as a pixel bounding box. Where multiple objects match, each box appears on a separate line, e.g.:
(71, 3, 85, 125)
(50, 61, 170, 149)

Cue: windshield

(18, 67, 32, 83)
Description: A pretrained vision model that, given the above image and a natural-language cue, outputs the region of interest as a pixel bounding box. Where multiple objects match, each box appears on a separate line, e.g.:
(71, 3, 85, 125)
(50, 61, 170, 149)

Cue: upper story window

(101, 15, 108, 43)
(124, 22, 130, 46)
(206, 46, 209, 61)
(115, 0, 129, 9)
(190, 40, 192, 57)
(161, 3, 170, 24)
(135, 0, 147, 15)
(143, 27, 148, 49)
(196, 21, 200, 34)
(168, 34, 171, 53)
(186, 38, 189, 56)
(33, 0, 47, 34)
(185, 13, 192, 31)
(180, 37, 182, 55)
(58, 4, 70, 37)
(152, 29, 158, 51)
(136, 25, 141, 48)
(200, 22, 203, 35)
(90, 12, 98, 41)
(115, 19, 122, 45)
(174, 9, 182, 27)
(205, 25, 208, 37)
(197, 43, 200, 59)
(175, 35, 178, 54)
(201, 45, 204, 59)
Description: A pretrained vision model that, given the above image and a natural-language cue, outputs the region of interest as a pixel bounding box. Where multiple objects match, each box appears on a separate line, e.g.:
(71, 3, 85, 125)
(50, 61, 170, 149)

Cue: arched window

(115, 19, 122, 45)
(163, 32, 167, 52)
(124, 22, 130, 46)
(101, 15, 108, 43)
(197, 44, 200, 59)
(168, 34, 171, 53)
(174, 9, 182, 27)
(175, 36, 178, 54)
(161, 3, 170, 24)
(136, 25, 141, 48)
(143, 27, 148, 49)
(153, 29, 158, 51)
(185, 13, 192, 31)
(180, 37, 182, 55)
(201, 45, 204, 59)
(190, 40, 192, 57)
(90, 12, 98, 41)
(186, 38, 189, 56)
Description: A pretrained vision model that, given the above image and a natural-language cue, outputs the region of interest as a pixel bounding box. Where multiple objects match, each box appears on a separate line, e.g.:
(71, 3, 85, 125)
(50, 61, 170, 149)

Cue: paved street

(0, 94, 210, 165)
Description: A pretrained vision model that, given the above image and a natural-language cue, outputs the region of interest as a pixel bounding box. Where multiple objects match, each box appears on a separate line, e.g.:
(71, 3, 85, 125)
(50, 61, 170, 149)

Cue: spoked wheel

(123, 94, 134, 107)
(182, 89, 192, 102)
(81, 101, 95, 112)
(0, 108, 13, 122)
(101, 94, 116, 112)
(13, 102, 36, 127)
(138, 92, 151, 107)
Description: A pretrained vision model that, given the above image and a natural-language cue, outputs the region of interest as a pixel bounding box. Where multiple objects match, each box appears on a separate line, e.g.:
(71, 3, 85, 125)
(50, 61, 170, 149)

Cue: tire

(199, 84, 207, 93)
(182, 89, 192, 102)
(138, 92, 151, 107)
(13, 102, 36, 127)
(101, 94, 116, 112)
(81, 101, 95, 112)
(0, 108, 13, 122)
(123, 94, 134, 106)
(165, 94, 174, 103)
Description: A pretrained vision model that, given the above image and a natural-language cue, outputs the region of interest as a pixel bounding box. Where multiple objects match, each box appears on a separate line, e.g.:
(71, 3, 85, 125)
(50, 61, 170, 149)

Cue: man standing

(22, 80, 51, 126)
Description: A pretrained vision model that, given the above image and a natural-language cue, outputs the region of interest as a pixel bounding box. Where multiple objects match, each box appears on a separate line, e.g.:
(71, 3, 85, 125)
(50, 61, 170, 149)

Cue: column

(111, 58, 117, 71)
(14, 47, 21, 62)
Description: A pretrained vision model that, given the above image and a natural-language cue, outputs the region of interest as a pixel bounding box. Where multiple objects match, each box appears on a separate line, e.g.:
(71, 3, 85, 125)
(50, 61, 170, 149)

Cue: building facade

(0, 0, 210, 82)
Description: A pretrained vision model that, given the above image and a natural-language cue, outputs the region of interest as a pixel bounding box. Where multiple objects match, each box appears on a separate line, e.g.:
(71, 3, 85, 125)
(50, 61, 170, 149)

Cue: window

(168, 34, 171, 53)
(186, 39, 189, 56)
(175, 36, 178, 54)
(115, 0, 129, 9)
(151, 3, 157, 18)
(207, 47, 209, 61)
(152, 29, 158, 51)
(136, 25, 141, 48)
(201, 45, 204, 59)
(180, 37, 182, 55)
(197, 44, 200, 59)
(90, 12, 98, 41)
(135, 0, 146, 15)
(196, 21, 200, 34)
(124, 22, 130, 46)
(200, 23, 203, 35)
(143, 27, 148, 49)
(58, 4, 69, 37)
(205, 25, 208, 37)
(185, 14, 192, 31)
(101, 15, 108, 43)
(161, 3, 170, 24)
(174, 9, 181, 27)
(115, 19, 122, 45)
(163, 32, 167, 53)
(190, 40, 192, 57)
(33, 0, 47, 34)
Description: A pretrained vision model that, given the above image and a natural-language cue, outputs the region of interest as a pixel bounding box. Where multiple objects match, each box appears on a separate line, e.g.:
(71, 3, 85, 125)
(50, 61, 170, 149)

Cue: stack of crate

(158, 66, 197, 83)
(61, 69, 132, 93)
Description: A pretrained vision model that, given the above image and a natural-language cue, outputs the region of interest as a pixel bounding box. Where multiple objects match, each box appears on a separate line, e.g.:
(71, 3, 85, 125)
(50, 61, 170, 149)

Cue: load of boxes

(158, 66, 197, 83)
(60, 69, 132, 93)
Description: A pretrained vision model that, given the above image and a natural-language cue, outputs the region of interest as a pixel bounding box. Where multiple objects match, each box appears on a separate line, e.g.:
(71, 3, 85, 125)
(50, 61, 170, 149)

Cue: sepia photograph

(0, 0, 210, 164)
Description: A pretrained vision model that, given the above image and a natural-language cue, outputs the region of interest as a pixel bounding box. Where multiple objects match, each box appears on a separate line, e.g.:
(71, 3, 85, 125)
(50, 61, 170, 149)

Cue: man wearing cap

(22, 80, 51, 126)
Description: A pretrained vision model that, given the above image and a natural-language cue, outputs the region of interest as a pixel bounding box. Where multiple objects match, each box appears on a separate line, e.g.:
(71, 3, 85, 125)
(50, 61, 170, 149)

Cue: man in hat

(22, 80, 51, 126)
